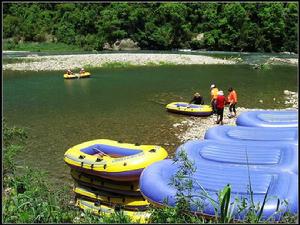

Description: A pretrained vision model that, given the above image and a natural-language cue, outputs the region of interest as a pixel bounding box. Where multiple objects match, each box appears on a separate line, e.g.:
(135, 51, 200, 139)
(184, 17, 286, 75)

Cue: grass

(83, 61, 180, 69)
(3, 41, 83, 52)
(2, 119, 137, 223)
(100, 62, 136, 68)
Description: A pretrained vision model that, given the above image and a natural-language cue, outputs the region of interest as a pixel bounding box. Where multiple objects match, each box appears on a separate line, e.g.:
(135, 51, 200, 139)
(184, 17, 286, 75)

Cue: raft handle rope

(149, 149, 156, 153)
(79, 155, 85, 159)
(93, 147, 110, 163)
(93, 147, 108, 156)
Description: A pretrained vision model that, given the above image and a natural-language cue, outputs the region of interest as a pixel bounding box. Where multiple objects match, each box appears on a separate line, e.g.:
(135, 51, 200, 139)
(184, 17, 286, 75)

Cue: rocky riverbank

(172, 90, 298, 143)
(267, 57, 298, 65)
(3, 53, 236, 71)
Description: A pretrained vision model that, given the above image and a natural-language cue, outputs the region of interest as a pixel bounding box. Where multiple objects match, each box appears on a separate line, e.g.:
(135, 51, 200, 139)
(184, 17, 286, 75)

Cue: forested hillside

(3, 2, 298, 52)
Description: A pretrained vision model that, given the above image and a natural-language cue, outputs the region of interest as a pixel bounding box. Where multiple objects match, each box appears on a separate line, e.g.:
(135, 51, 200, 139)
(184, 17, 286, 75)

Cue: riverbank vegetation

(3, 120, 297, 223)
(2, 120, 133, 223)
(3, 42, 83, 52)
(3, 2, 298, 53)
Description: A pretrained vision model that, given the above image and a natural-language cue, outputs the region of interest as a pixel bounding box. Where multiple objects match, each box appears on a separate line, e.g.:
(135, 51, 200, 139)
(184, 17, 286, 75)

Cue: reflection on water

(64, 77, 92, 96)
(3, 63, 298, 187)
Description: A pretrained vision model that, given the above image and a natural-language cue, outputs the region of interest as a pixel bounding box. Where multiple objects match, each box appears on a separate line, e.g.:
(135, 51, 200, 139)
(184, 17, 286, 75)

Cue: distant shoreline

(3, 52, 298, 71)
(2, 53, 237, 71)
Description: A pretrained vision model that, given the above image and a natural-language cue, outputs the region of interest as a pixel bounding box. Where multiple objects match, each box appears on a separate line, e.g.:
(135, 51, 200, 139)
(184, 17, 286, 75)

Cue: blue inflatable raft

(236, 110, 298, 128)
(175, 140, 298, 174)
(139, 159, 298, 221)
(204, 125, 298, 145)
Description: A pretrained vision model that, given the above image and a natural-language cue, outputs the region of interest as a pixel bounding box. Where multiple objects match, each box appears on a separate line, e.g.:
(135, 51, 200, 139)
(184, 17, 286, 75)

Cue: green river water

(3, 55, 298, 187)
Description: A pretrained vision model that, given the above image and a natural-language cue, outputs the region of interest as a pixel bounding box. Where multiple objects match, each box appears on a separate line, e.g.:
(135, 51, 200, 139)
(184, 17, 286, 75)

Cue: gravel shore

(3, 53, 236, 71)
(267, 57, 298, 65)
(172, 90, 298, 143)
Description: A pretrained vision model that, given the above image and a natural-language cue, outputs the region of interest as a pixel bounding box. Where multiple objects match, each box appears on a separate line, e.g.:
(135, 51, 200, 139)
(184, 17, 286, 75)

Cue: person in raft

(216, 90, 227, 125)
(189, 92, 204, 105)
(79, 68, 85, 74)
(227, 87, 238, 118)
(66, 69, 73, 75)
(210, 84, 219, 114)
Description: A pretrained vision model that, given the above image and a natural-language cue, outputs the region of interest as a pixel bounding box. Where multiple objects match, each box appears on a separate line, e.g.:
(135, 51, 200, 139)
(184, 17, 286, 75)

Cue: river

(3, 53, 298, 187)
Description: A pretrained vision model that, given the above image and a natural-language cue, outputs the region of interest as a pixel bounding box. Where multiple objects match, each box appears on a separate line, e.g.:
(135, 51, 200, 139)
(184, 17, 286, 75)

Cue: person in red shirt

(216, 90, 227, 125)
(227, 87, 238, 118)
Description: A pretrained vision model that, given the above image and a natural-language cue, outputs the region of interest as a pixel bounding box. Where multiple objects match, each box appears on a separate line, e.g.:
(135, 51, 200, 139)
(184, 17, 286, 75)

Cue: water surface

(3, 63, 298, 186)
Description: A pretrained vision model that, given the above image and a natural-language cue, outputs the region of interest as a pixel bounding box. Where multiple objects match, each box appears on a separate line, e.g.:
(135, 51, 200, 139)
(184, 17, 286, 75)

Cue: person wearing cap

(227, 87, 238, 118)
(210, 84, 219, 114)
(66, 69, 73, 75)
(189, 92, 204, 105)
(215, 90, 227, 125)
(79, 67, 85, 74)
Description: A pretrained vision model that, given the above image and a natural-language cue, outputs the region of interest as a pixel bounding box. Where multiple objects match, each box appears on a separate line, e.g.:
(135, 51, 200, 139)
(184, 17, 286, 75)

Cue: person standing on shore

(189, 92, 204, 105)
(227, 87, 238, 118)
(216, 90, 227, 125)
(210, 84, 219, 114)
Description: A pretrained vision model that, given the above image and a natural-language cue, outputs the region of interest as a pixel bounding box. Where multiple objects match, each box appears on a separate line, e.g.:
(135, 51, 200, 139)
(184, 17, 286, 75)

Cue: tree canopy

(3, 2, 298, 52)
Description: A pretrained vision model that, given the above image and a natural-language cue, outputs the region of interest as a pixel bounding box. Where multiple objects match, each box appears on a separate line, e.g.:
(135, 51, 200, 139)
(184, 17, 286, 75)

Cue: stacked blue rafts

(140, 110, 298, 221)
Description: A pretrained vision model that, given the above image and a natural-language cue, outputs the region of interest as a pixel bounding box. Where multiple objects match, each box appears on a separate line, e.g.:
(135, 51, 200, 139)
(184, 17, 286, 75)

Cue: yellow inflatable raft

(63, 72, 91, 79)
(76, 198, 150, 223)
(71, 170, 141, 196)
(74, 183, 149, 210)
(166, 102, 213, 116)
(64, 139, 168, 181)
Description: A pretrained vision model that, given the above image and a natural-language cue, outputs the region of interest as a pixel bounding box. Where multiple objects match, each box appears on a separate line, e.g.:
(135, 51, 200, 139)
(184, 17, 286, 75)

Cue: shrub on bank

(2, 120, 134, 223)
(2, 120, 298, 223)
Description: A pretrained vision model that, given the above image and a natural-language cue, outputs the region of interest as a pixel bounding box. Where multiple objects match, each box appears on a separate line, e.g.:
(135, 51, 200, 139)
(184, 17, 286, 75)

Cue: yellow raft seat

(74, 183, 149, 211)
(64, 139, 168, 181)
(63, 72, 91, 79)
(76, 197, 150, 223)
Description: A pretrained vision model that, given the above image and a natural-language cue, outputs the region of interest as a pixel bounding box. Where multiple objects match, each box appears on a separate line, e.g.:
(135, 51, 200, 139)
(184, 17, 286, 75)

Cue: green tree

(258, 3, 286, 52)
(282, 3, 298, 52)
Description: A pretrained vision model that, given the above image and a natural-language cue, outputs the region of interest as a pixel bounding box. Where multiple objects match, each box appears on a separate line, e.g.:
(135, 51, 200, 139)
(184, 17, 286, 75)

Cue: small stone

(259, 99, 263, 103)
(173, 123, 180, 127)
